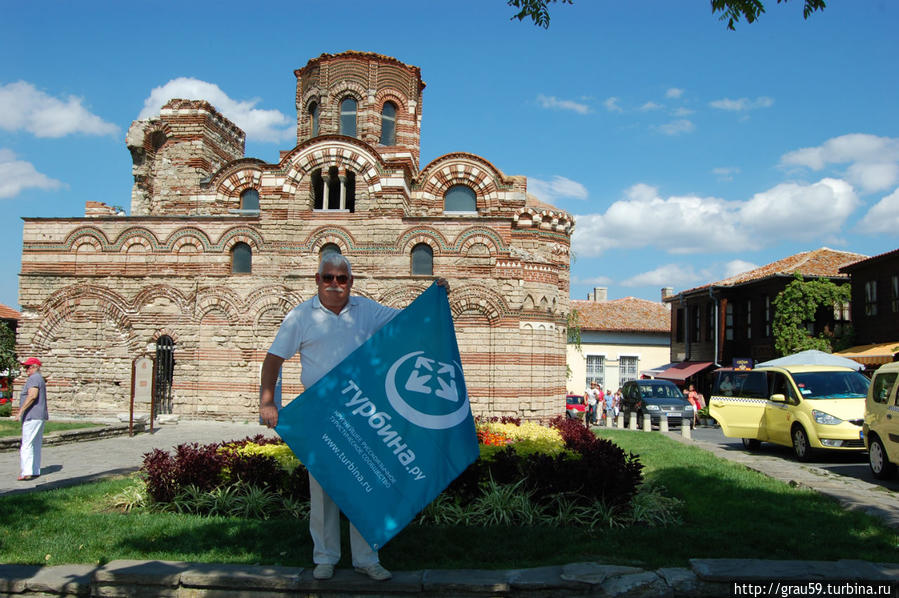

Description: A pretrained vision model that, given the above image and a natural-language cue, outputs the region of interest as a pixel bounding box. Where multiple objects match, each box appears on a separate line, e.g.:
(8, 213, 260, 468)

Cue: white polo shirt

(268, 295, 399, 388)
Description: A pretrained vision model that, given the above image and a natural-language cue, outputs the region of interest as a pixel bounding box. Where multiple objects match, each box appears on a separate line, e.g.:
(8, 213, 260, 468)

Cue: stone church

(17, 51, 574, 421)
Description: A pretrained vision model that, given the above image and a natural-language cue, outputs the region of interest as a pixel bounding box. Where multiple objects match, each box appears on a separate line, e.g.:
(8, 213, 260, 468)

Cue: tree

(712, 0, 826, 30)
(508, 0, 826, 29)
(0, 322, 18, 381)
(772, 274, 851, 356)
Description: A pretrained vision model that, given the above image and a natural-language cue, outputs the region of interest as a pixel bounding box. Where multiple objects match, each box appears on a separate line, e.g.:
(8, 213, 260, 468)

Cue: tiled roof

(0, 303, 21, 320)
(571, 297, 670, 333)
(676, 247, 867, 298)
(839, 246, 899, 273)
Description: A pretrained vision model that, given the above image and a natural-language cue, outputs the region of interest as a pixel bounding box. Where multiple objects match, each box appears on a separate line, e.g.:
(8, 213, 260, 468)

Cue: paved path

(1, 419, 277, 496)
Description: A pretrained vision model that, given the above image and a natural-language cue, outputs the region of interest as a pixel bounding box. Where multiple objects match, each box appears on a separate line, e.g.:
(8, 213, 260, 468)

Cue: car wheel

(565, 412, 573, 420)
(742, 438, 761, 450)
(791, 426, 812, 462)
(869, 435, 897, 480)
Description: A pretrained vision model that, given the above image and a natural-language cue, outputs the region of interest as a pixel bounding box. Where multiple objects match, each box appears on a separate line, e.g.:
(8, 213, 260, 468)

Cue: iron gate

(154, 335, 175, 414)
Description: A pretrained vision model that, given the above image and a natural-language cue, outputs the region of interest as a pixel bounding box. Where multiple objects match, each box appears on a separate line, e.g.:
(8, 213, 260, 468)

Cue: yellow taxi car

(709, 365, 869, 461)
(864, 361, 899, 479)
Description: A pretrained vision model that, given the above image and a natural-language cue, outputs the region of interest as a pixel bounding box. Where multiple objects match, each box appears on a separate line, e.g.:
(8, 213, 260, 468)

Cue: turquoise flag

(275, 282, 479, 550)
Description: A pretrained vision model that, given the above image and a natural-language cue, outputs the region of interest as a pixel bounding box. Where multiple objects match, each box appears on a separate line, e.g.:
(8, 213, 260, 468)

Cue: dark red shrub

(223, 452, 285, 489)
(142, 448, 177, 503)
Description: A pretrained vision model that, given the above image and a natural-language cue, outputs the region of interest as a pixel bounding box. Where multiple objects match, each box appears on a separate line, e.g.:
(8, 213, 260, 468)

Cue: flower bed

(134, 417, 680, 528)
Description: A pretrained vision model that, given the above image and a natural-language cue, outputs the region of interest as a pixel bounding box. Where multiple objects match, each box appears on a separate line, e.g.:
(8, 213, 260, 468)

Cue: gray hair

(318, 252, 352, 276)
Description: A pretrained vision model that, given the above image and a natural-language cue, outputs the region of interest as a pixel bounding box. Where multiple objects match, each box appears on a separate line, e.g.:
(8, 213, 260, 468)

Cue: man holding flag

(259, 253, 450, 581)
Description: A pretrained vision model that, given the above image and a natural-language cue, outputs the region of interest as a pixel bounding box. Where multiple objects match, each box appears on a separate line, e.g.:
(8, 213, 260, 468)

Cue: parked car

(620, 379, 694, 429)
(709, 365, 869, 461)
(863, 361, 899, 479)
(565, 393, 586, 419)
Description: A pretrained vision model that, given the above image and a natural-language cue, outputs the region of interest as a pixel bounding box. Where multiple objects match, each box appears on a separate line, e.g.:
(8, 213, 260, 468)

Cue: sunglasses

(320, 273, 349, 284)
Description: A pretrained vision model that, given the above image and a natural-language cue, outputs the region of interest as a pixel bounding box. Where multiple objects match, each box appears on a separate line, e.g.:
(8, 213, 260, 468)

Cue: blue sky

(1, 1, 897, 310)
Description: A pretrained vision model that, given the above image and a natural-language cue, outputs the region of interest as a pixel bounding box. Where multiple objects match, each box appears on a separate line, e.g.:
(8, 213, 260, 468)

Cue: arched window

(320, 243, 342, 259)
(149, 130, 167, 151)
(444, 184, 477, 213)
(309, 102, 320, 137)
(380, 101, 396, 145)
(339, 97, 357, 137)
(240, 189, 259, 211)
(231, 242, 252, 274)
(411, 243, 433, 276)
(312, 167, 355, 212)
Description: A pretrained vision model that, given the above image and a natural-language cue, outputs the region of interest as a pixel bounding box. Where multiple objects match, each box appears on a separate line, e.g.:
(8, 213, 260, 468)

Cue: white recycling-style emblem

(403, 356, 459, 403)
(385, 351, 470, 430)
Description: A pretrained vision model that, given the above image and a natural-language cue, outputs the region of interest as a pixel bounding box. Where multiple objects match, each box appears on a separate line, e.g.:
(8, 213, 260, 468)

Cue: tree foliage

(712, 0, 826, 30)
(772, 274, 850, 356)
(508, 0, 826, 29)
(507, 0, 573, 28)
(0, 322, 17, 379)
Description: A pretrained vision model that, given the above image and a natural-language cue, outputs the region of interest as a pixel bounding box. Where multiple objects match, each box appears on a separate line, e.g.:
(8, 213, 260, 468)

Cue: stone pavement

(1, 420, 897, 597)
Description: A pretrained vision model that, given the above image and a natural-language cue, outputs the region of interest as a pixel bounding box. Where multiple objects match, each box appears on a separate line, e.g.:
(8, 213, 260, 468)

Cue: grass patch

(0, 432, 895, 570)
(0, 420, 106, 438)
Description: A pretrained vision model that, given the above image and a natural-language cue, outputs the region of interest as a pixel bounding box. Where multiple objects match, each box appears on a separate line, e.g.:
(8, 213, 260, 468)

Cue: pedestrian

(604, 389, 615, 426)
(686, 384, 701, 427)
(17, 357, 48, 481)
(614, 387, 623, 420)
(586, 382, 599, 426)
(259, 253, 448, 581)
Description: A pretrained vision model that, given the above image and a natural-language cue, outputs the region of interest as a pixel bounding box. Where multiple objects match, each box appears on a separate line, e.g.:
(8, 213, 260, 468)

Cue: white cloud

(139, 77, 292, 143)
(738, 178, 858, 239)
(603, 97, 623, 113)
(528, 175, 589, 203)
(572, 178, 859, 258)
(709, 96, 774, 111)
(0, 148, 65, 198)
(672, 107, 694, 117)
(722, 259, 758, 278)
(655, 119, 695, 136)
(536, 94, 590, 114)
(572, 274, 613, 286)
(640, 101, 663, 112)
(621, 263, 702, 288)
(665, 88, 684, 99)
(780, 134, 899, 193)
(713, 166, 740, 181)
(856, 187, 899, 234)
(0, 81, 118, 138)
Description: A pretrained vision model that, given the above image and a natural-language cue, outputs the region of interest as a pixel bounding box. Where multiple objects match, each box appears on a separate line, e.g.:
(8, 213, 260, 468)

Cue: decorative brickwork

(17, 51, 573, 421)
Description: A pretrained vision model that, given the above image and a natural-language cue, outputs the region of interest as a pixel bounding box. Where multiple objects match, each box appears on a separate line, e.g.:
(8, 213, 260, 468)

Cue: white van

(709, 365, 869, 461)
(864, 361, 899, 479)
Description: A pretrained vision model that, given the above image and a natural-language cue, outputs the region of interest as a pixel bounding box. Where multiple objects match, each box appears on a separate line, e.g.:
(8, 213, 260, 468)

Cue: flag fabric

(275, 282, 479, 550)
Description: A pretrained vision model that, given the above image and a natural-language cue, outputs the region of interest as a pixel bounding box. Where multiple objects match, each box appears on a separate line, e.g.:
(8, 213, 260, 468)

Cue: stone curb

(0, 423, 143, 452)
(0, 559, 895, 598)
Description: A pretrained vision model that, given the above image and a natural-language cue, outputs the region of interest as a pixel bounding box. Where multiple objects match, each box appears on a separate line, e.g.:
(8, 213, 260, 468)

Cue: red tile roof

(0, 303, 21, 320)
(676, 247, 867, 297)
(571, 297, 670, 333)
(839, 246, 899, 273)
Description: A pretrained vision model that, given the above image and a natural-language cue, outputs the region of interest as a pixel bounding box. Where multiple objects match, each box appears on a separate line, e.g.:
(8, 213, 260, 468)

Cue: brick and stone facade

(17, 51, 574, 421)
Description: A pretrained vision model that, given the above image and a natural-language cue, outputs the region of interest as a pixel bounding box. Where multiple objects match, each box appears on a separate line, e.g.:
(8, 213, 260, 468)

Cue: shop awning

(835, 342, 899, 367)
(639, 362, 678, 378)
(655, 361, 715, 382)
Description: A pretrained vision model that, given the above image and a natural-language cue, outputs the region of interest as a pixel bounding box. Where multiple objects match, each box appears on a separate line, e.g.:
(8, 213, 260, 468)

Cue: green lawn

(0, 420, 106, 438)
(0, 430, 895, 570)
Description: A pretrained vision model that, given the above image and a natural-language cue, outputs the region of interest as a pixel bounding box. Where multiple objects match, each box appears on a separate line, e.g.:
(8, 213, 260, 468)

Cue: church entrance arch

(154, 335, 175, 414)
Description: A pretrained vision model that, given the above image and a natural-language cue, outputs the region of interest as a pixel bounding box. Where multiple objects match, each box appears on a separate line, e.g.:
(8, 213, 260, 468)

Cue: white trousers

(20, 419, 45, 477)
(308, 474, 378, 568)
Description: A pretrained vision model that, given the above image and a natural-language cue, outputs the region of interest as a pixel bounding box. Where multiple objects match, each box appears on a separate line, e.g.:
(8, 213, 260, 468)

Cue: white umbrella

(757, 349, 864, 371)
